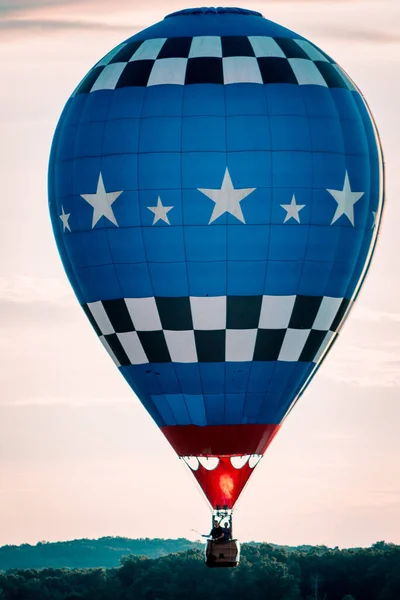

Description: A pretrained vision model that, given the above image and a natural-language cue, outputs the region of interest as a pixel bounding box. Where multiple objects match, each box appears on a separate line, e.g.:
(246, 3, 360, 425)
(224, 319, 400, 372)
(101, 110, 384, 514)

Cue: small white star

(59, 205, 71, 232)
(372, 211, 378, 229)
(80, 172, 123, 228)
(327, 172, 364, 226)
(198, 167, 256, 224)
(280, 195, 305, 224)
(147, 197, 174, 225)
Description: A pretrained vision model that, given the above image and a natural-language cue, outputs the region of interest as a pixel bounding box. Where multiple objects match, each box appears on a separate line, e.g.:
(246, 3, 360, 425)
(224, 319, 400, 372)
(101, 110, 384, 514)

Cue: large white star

(80, 173, 123, 228)
(147, 197, 174, 225)
(327, 172, 364, 226)
(280, 195, 305, 224)
(198, 167, 256, 224)
(59, 205, 71, 232)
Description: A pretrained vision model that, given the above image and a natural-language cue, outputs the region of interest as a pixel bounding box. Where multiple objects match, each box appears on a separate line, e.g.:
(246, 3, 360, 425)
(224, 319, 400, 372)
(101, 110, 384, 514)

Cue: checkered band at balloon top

(74, 36, 354, 93)
(49, 7, 384, 447)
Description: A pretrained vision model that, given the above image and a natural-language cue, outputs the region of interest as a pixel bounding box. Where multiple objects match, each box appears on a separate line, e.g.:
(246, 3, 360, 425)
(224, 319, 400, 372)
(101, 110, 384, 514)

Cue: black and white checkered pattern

(83, 294, 349, 367)
(73, 36, 354, 95)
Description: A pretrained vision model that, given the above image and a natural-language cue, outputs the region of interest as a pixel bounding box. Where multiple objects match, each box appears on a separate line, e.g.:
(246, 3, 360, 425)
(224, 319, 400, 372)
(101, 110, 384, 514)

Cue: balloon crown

(165, 7, 263, 18)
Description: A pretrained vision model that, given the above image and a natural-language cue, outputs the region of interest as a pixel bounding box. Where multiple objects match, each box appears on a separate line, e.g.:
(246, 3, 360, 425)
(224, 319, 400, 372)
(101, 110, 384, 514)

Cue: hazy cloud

(0, 18, 137, 32)
(4, 396, 133, 407)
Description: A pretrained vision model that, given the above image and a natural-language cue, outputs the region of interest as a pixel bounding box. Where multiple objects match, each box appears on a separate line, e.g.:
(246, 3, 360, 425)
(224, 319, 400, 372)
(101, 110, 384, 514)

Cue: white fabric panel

(190, 296, 226, 330)
(125, 297, 162, 331)
(223, 57, 263, 84)
(313, 330, 336, 364)
(130, 38, 167, 61)
(90, 63, 126, 91)
(147, 58, 188, 86)
(313, 296, 343, 331)
(294, 39, 329, 62)
(289, 58, 327, 87)
(278, 328, 311, 362)
(164, 330, 197, 363)
(99, 335, 121, 367)
(117, 331, 148, 364)
(189, 36, 222, 58)
(96, 43, 127, 67)
(259, 295, 296, 329)
(226, 329, 257, 362)
(88, 301, 114, 335)
(248, 36, 286, 58)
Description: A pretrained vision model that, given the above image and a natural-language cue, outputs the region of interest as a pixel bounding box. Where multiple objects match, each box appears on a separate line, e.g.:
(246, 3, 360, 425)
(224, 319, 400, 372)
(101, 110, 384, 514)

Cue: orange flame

(219, 474, 234, 499)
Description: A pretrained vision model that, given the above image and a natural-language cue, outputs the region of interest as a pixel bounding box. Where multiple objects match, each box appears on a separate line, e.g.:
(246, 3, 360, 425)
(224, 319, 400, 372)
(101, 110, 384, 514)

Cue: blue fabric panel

(103, 119, 140, 155)
(225, 363, 252, 394)
(182, 116, 226, 152)
(225, 394, 246, 424)
(152, 363, 182, 394)
(264, 84, 306, 117)
(165, 394, 192, 425)
(187, 261, 227, 296)
(227, 261, 267, 296)
(227, 115, 271, 151)
(148, 262, 189, 296)
(199, 363, 225, 394)
(140, 117, 182, 152)
(184, 394, 207, 426)
(204, 394, 225, 425)
(114, 263, 154, 297)
(185, 225, 227, 261)
(142, 85, 184, 117)
(183, 84, 225, 116)
(174, 364, 203, 394)
(152, 394, 177, 426)
(225, 83, 267, 116)
(270, 116, 311, 152)
(107, 87, 145, 120)
(227, 225, 270, 261)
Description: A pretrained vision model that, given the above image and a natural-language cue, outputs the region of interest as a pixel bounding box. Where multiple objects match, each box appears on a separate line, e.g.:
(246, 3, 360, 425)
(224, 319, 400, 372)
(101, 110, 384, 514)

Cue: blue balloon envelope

(48, 7, 384, 509)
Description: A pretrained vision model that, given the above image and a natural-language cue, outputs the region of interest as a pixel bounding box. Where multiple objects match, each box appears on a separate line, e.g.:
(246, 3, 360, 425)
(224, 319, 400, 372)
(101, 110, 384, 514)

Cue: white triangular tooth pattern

(249, 454, 263, 469)
(198, 457, 219, 471)
(182, 456, 200, 471)
(230, 456, 250, 469)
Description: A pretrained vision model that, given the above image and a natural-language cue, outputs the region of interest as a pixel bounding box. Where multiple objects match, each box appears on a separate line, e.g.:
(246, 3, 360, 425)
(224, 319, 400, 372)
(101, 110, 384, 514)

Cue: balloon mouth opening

(165, 7, 263, 19)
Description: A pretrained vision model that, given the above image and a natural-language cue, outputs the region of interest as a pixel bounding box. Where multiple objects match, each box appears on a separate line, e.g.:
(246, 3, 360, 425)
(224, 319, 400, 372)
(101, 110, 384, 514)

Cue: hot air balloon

(48, 7, 384, 568)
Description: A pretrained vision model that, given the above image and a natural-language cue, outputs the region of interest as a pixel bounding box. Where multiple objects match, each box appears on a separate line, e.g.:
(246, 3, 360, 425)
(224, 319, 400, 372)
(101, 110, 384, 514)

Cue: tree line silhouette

(0, 539, 399, 599)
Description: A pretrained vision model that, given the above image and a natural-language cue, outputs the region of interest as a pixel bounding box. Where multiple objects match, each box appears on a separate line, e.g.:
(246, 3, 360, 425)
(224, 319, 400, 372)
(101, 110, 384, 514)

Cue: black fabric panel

(137, 331, 171, 362)
(102, 299, 135, 333)
(82, 305, 102, 336)
(315, 62, 349, 88)
(274, 38, 309, 59)
(185, 57, 224, 84)
(75, 67, 104, 94)
(115, 61, 154, 87)
(104, 334, 131, 366)
(289, 295, 323, 329)
(226, 296, 263, 329)
(253, 329, 286, 361)
(330, 298, 351, 331)
(109, 40, 144, 63)
(298, 329, 327, 362)
(257, 57, 297, 84)
(158, 37, 192, 58)
(221, 36, 255, 57)
(155, 297, 193, 330)
(194, 330, 226, 362)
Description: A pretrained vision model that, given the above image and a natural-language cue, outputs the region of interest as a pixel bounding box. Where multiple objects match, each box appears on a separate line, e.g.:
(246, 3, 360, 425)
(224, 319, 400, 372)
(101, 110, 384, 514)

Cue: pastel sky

(0, 0, 399, 548)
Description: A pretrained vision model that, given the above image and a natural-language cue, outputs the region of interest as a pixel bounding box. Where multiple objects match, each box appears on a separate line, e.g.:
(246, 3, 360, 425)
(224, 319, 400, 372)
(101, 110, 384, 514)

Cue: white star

(147, 197, 174, 225)
(280, 195, 305, 224)
(80, 172, 123, 228)
(372, 211, 378, 229)
(327, 172, 364, 226)
(59, 205, 71, 232)
(198, 167, 256, 224)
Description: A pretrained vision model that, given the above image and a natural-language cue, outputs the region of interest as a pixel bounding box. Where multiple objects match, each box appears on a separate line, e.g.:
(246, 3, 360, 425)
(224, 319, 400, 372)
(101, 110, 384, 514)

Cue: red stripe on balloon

(160, 423, 280, 456)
